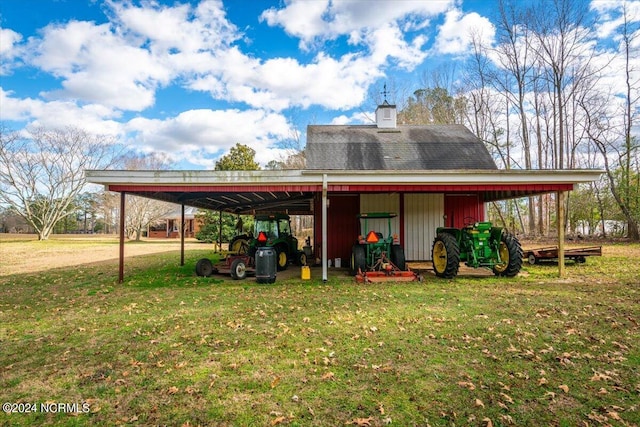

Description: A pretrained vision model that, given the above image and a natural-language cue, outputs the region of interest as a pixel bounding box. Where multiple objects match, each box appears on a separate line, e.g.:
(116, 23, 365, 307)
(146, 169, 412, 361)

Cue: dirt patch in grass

(0, 234, 208, 276)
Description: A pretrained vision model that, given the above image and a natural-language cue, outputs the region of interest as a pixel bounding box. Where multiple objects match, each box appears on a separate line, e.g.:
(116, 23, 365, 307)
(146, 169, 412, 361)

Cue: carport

(86, 168, 602, 282)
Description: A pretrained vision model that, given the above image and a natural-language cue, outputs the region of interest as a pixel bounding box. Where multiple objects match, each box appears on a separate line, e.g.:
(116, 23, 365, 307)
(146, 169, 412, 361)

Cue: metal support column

(119, 192, 126, 283)
(322, 174, 328, 282)
(180, 204, 185, 266)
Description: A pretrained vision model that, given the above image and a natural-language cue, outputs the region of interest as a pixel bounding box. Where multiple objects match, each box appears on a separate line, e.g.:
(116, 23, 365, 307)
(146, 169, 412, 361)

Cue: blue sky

(0, 0, 636, 169)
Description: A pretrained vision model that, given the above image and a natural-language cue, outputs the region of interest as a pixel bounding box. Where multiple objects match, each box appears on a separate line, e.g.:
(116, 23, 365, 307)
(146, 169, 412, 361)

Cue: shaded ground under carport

(207, 261, 495, 283)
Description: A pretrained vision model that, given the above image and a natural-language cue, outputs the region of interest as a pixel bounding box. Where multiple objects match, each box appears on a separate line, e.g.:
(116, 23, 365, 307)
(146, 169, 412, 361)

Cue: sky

(0, 0, 637, 169)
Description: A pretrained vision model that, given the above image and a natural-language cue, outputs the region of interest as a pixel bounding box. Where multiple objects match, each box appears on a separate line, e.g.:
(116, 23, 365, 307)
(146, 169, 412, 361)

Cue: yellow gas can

(301, 266, 311, 280)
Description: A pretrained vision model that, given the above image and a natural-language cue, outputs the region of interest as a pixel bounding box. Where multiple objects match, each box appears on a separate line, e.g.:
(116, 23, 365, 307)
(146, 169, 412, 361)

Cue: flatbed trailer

(523, 245, 602, 265)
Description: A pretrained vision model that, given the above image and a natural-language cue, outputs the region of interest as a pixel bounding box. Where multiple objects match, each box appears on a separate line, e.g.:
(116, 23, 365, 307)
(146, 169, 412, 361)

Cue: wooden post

(557, 191, 566, 278)
(119, 192, 126, 283)
(180, 204, 185, 266)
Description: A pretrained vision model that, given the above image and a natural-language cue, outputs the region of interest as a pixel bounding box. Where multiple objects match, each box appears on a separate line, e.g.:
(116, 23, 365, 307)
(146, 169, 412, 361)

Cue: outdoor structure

(148, 206, 201, 238)
(86, 103, 601, 282)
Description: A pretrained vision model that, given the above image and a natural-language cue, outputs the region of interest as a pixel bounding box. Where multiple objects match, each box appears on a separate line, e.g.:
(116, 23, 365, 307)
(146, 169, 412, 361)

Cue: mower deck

(355, 268, 420, 283)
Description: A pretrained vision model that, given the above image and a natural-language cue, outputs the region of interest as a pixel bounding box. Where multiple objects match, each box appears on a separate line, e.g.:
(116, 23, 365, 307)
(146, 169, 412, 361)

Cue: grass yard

(0, 238, 639, 426)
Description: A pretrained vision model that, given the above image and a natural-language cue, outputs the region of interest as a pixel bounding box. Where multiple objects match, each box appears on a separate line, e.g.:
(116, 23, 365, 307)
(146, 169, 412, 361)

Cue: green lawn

(1, 243, 639, 426)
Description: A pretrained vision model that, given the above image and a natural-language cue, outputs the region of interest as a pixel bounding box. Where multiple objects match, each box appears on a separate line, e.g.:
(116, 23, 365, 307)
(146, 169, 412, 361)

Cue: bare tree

(492, 0, 538, 235)
(119, 152, 175, 241)
(0, 126, 119, 240)
(578, 3, 640, 241)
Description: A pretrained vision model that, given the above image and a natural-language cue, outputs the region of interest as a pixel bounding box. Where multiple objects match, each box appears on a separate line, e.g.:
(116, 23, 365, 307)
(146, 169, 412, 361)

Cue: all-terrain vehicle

(350, 212, 418, 282)
(431, 219, 523, 279)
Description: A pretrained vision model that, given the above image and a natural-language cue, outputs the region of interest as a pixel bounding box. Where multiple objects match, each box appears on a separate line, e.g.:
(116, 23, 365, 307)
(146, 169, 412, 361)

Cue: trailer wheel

(528, 254, 537, 265)
(432, 233, 460, 278)
(575, 256, 586, 264)
(350, 244, 366, 276)
(195, 258, 214, 277)
(229, 258, 247, 280)
(493, 233, 524, 277)
(391, 244, 406, 270)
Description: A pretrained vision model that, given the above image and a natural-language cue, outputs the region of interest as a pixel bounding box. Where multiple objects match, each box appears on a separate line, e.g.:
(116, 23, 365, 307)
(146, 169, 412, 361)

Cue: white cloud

(27, 20, 171, 111)
(330, 110, 373, 125)
(590, 0, 640, 40)
(124, 108, 294, 167)
(0, 88, 122, 134)
(260, 0, 451, 47)
(107, 0, 239, 52)
(0, 27, 23, 74)
(434, 9, 495, 55)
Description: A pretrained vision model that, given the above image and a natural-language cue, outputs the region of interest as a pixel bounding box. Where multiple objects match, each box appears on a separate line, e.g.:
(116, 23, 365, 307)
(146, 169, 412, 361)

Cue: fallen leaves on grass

(271, 376, 281, 388)
(345, 417, 373, 426)
(321, 371, 335, 381)
(458, 381, 476, 390)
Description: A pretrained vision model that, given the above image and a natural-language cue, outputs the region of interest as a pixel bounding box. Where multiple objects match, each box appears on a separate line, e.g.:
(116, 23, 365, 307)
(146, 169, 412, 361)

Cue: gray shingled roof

(306, 124, 497, 170)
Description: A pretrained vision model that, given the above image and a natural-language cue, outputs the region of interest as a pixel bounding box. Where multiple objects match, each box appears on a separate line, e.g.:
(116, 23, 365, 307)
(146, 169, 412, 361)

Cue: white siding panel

(403, 194, 444, 260)
(359, 194, 400, 238)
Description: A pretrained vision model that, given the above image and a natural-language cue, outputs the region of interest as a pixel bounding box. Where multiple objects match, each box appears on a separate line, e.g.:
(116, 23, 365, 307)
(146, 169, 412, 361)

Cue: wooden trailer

(523, 246, 602, 265)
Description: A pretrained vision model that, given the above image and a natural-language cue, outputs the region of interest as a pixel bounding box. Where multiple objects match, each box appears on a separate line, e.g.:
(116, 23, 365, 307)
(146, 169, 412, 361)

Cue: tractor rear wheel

(195, 258, 214, 277)
(492, 232, 523, 277)
(350, 244, 366, 275)
(431, 233, 460, 278)
(391, 244, 406, 270)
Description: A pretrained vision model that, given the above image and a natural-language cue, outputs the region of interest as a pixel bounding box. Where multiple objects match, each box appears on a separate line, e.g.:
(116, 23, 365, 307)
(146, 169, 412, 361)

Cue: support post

(180, 204, 185, 266)
(119, 192, 126, 283)
(218, 211, 223, 252)
(322, 174, 328, 282)
(557, 191, 566, 278)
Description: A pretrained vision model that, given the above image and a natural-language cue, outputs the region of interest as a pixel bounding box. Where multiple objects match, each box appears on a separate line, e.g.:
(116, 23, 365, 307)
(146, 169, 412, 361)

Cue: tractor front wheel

(350, 245, 366, 276)
(492, 232, 523, 277)
(431, 233, 460, 279)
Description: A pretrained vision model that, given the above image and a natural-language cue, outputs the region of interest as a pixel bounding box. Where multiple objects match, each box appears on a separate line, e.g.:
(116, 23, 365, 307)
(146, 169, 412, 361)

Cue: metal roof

(306, 124, 497, 170)
(86, 169, 603, 214)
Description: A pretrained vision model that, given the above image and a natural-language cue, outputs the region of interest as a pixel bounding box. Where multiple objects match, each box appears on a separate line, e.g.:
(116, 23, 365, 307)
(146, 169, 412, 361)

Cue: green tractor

(228, 213, 306, 271)
(350, 213, 417, 282)
(431, 219, 523, 279)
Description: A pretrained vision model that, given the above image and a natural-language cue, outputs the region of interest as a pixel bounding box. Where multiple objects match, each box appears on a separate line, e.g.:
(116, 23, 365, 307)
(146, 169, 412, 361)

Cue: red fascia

(327, 184, 575, 192)
(108, 184, 323, 192)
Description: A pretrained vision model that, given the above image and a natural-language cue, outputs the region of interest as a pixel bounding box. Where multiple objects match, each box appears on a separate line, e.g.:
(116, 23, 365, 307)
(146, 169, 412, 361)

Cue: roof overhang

(86, 169, 602, 213)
